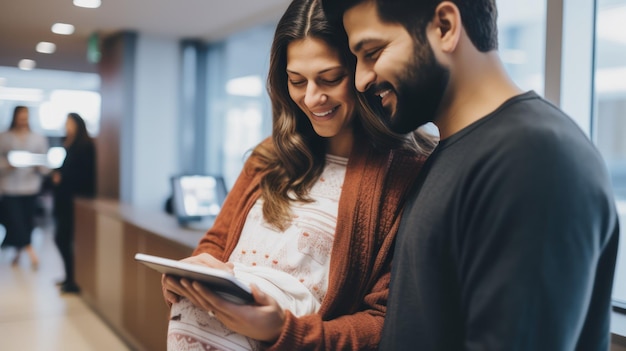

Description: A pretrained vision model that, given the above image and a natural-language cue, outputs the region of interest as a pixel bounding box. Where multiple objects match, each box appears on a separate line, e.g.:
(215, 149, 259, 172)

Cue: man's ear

(429, 1, 461, 53)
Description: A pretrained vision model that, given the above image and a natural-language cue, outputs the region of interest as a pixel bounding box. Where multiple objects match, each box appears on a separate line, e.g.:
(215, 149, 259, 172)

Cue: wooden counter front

(74, 198, 208, 351)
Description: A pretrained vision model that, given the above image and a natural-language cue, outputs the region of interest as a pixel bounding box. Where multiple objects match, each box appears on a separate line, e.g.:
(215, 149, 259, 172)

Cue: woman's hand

(161, 274, 184, 306)
(160, 253, 234, 306)
(180, 253, 235, 274)
(182, 280, 286, 343)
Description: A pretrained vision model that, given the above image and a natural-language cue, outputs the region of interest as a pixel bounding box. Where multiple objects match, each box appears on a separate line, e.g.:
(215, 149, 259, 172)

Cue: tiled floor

(0, 225, 131, 351)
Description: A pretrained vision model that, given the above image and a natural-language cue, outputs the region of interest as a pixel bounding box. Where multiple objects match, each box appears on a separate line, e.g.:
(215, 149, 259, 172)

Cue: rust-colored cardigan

(193, 139, 426, 350)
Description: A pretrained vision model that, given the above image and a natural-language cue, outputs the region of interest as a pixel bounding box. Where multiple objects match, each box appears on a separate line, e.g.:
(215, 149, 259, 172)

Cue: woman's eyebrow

(286, 66, 345, 75)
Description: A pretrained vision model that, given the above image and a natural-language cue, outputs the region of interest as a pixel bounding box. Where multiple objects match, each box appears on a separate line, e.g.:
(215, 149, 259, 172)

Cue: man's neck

(434, 51, 523, 140)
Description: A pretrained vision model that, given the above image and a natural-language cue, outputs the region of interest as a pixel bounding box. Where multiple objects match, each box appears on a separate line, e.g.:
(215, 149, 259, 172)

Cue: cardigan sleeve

(265, 264, 391, 351)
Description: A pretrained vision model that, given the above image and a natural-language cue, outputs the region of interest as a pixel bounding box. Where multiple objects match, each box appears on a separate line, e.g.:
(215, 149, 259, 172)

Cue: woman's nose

(303, 83, 326, 107)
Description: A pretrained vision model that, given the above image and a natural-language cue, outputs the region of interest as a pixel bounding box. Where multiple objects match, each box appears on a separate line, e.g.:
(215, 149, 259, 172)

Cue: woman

(51, 113, 96, 293)
(162, 0, 436, 350)
(0, 105, 50, 269)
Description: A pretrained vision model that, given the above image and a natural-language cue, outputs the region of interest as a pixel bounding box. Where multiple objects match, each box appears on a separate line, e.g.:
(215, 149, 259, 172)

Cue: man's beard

(381, 40, 449, 134)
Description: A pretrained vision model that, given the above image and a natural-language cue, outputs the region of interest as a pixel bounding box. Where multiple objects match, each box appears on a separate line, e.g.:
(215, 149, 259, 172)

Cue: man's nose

(355, 61, 375, 92)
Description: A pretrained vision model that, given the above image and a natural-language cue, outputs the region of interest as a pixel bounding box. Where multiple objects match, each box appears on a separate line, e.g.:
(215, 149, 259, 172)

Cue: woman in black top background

(52, 112, 96, 293)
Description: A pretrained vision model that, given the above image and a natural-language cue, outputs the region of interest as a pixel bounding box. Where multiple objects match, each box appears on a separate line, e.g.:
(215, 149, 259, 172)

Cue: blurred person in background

(51, 112, 96, 294)
(0, 105, 50, 270)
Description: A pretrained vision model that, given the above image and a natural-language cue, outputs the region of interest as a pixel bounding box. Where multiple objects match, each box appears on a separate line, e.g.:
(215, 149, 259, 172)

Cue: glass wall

(0, 66, 100, 171)
(204, 24, 275, 189)
(0, 67, 101, 140)
(593, 0, 626, 306)
(490, 0, 626, 308)
(497, 0, 546, 94)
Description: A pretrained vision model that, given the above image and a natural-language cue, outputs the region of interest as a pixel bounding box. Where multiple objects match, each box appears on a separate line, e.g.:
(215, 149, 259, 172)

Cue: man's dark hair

(321, 0, 498, 52)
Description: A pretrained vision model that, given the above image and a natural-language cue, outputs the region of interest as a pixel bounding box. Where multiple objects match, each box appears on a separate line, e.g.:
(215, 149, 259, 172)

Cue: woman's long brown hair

(9, 105, 30, 131)
(250, 0, 436, 230)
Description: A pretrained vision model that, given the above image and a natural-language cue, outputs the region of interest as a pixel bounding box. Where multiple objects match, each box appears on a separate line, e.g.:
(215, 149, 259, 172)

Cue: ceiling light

(73, 0, 101, 8)
(0, 77, 6, 86)
(52, 23, 75, 35)
(36, 42, 56, 54)
(18, 59, 36, 71)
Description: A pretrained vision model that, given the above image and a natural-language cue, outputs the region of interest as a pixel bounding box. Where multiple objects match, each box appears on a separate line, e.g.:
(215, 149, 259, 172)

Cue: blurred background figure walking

(51, 112, 96, 294)
(0, 105, 50, 270)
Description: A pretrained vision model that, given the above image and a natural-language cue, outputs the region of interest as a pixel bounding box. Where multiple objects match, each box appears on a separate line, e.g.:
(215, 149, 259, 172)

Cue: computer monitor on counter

(170, 174, 227, 226)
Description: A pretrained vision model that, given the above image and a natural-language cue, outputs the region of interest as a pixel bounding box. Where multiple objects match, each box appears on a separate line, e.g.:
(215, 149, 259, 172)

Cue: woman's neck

(326, 128, 354, 158)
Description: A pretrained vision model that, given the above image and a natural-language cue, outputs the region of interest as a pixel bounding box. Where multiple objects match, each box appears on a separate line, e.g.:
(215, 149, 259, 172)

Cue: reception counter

(74, 198, 626, 350)
(74, 198, 207, 351)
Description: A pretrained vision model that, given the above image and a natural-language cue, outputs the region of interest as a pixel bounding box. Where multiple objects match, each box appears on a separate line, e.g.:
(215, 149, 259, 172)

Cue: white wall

(130, 34, 180, 211)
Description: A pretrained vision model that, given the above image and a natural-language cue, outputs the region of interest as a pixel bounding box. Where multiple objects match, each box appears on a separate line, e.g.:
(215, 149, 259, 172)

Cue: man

(322, 0, 620, 350)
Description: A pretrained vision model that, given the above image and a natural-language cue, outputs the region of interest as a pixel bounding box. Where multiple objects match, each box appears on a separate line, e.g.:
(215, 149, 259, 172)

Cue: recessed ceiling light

(18, 59, 36, 71)
(36, 42, 56, 54)
(52, 23, 75, 35)
(73, 0, 101, 8)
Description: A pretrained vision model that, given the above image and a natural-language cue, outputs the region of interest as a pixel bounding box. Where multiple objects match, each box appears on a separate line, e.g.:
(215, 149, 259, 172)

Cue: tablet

(134, 253, 254, 305)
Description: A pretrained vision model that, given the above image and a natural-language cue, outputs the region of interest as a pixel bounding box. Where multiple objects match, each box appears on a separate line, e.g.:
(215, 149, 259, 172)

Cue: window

(593, 0, 626, 307)
(204, 25, 274, 189)
(39, 89, 101, 136)
(0, 66, 100, 138)
(497, 0, 546, 94)
(498, 0, 626, 310)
